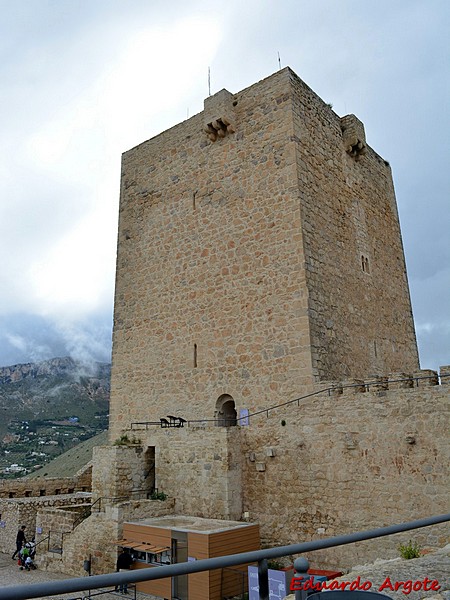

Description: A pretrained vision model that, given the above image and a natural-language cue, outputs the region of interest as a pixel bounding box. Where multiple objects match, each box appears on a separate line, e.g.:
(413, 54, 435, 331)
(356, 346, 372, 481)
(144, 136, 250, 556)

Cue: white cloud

(1, 14, 221, 320)
(0, 0, 448, 371)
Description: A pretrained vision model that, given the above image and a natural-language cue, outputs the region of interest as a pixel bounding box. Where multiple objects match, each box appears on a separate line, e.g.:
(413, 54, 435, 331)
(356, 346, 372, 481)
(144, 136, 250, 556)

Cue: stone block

(439, 365, 450, 384)
(413, 369, 439, 386)
(387, 372, 414, 389)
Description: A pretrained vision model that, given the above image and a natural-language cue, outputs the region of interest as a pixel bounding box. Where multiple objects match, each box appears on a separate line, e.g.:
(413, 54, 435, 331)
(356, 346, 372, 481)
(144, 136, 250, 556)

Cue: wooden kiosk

(117, 515, 260, 600)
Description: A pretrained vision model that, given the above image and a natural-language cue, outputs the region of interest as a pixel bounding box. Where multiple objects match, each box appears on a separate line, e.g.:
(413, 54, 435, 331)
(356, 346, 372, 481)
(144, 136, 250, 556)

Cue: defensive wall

(239, 367, 449, 568)
(0, 492, 91, 557)
(0, 471, 92, 558)
(35, 497, 175, 577)
(105, 367, 449, 570)
(0, 470, 91, 499)
(0, 369, 447, 573)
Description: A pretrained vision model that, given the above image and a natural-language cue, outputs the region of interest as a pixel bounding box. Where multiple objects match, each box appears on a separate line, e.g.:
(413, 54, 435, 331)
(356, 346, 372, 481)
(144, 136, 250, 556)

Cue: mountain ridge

(0, 356, 111, 477)
(0, 356, 110, 384)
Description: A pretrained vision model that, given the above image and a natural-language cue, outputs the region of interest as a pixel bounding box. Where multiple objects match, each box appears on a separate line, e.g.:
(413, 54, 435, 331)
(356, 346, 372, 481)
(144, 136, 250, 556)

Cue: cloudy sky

(0, 0, 448, 372)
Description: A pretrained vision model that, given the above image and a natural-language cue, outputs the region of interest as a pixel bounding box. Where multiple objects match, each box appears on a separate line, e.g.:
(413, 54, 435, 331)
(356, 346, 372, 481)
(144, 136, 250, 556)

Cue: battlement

(321, 366, 449, 396)
(0, 472, 91, 499)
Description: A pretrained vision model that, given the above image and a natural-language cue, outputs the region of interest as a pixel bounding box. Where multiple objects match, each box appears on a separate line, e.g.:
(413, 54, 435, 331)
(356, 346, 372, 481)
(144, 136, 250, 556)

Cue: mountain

(26, 430, 109, 479)
(0, 357, 110, 477)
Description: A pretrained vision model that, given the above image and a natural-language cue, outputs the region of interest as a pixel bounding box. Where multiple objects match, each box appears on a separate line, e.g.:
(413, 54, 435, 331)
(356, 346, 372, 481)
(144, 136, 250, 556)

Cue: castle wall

(37, 498, 175, 576)
(152, 426, 242, 520)
(92, 444, 153, 501)
(36, 509, 117, 576)
(239, 371, 449, 568)
(105, 377, 449, 571)
(0, 493, 91, 555)
(93, 428, 242, 520)
(0, 472, 91, 498)
(288, 71, 419, 380)
(108, 371, 448, 570)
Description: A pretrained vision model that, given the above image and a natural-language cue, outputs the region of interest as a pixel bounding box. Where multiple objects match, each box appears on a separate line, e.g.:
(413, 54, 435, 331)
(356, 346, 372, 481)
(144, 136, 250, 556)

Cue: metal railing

(72, 500, 99, 529)
(32, 534, 50, 552)
(0, 512, 448, 600)
(89, 489, 159, 513)
(130, 372, 449, 430)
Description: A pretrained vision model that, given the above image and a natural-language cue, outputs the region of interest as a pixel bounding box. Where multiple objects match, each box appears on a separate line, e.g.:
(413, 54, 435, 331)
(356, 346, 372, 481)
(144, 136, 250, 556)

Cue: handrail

(90, 490, 155, 512)
(88, 496, 102, 512)
(31, 534, 49, 551)
(1, 512, 448, 600)
(72, 507, 92, 530)
(130, 372, 449, 430)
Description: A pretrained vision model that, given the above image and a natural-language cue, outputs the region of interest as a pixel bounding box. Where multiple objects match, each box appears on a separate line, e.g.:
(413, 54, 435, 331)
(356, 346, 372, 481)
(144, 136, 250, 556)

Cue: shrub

(113, 434, 141, 446)
(398, 540, 421, 559)
(150, 490, 167, 501)
(113, 434, 131, 446)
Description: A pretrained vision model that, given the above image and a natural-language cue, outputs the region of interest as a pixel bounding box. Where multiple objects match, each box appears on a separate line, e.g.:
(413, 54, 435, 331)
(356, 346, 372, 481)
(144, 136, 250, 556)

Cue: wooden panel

(132, 561, 171, 597)
(187, 532, 210, 600)
(121, 524, 172, 597)
(209, 525, 260, 556)
(208, 526, 260, 600)
(122, 523, 171, 547)
(188, 571, 210, 600)
(187, 532, 209, 559)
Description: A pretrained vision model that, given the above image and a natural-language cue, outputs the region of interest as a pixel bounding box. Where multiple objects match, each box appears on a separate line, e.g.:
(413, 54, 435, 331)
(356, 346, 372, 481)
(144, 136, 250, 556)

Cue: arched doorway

(215, 394, 237, 427)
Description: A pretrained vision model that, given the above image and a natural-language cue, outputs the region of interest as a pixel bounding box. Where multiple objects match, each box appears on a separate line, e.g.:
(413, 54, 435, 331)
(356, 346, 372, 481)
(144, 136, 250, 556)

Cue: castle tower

(109, 68, 419, 439)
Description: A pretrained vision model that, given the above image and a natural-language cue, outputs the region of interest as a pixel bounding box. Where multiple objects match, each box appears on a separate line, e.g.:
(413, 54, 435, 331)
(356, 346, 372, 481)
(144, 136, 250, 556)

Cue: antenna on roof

(277, 51, 282, 70)
(208, 67, 211, 96)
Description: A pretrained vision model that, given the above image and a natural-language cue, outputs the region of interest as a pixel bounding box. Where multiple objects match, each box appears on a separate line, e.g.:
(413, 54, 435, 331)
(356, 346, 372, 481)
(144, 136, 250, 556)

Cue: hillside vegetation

(0, 357, 110, 477)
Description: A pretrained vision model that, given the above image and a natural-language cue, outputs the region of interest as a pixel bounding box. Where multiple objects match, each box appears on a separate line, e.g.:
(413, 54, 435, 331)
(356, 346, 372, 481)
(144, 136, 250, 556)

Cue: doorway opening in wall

(144, 446, 156, 496)
(215, 394, 237, 427)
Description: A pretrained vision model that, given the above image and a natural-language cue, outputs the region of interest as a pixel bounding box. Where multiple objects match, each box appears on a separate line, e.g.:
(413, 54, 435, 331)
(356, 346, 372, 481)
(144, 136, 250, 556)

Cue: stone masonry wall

(92, 444, 153, 502)
(0, 472, 91, 498)
(0, 493, 91, 555)
(109, 68, 316, 441)
(102, 370, 448, 570)
(110, 67, 420, 441)
(38, 498, 175, 577)
(93, 428, 242, 520)
(288, 70, 419, 380)
(240, 371, 449, 569)
(151, 426, 242, 519)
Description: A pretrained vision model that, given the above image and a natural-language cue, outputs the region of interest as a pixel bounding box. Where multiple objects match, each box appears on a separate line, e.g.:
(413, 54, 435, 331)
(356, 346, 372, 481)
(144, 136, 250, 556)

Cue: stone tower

(109, 67, 419, 438)
(98, 68, 449, 570)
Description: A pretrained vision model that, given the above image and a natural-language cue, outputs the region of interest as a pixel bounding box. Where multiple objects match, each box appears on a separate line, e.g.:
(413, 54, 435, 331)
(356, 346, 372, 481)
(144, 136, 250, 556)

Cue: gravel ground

(0, 553, 158, 600)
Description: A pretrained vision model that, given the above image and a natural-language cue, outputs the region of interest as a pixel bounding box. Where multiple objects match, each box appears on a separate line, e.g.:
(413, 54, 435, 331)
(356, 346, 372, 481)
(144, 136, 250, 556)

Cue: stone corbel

(341, 114, 367, 160)
(204, 89, 236, 142)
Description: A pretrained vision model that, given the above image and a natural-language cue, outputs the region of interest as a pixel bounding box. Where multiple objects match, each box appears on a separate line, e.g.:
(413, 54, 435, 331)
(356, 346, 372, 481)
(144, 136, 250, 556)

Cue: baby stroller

(24, 555, 37, 571)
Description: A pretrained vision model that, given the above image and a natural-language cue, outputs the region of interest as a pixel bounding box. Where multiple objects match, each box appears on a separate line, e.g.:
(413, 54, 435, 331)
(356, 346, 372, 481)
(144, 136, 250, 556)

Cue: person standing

(12, 525, 26, 560)
(116, 548, 134, 594)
